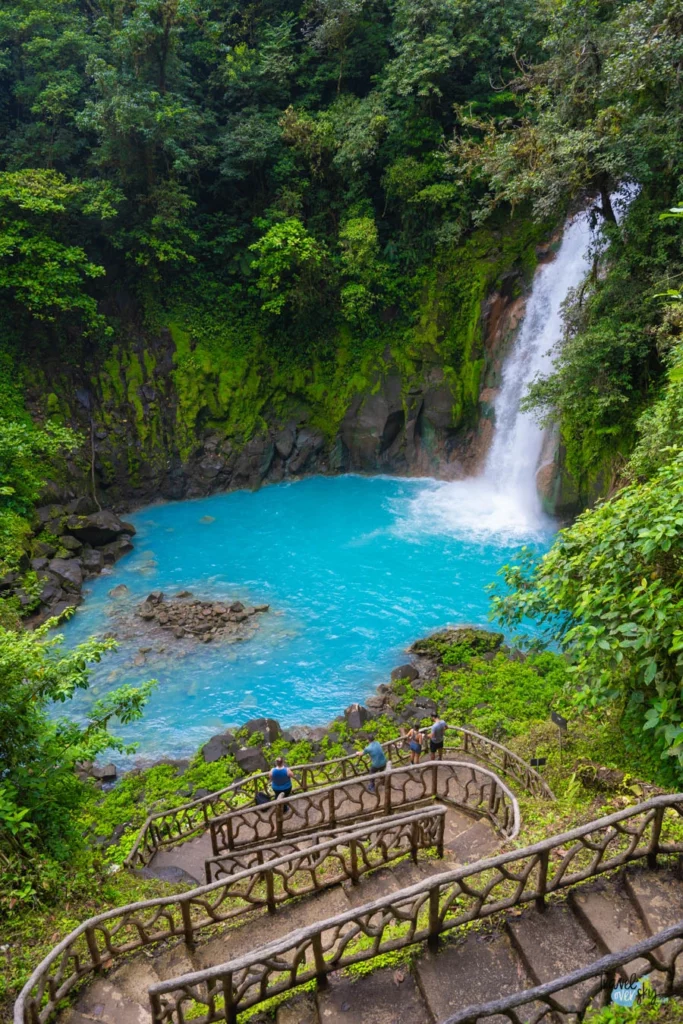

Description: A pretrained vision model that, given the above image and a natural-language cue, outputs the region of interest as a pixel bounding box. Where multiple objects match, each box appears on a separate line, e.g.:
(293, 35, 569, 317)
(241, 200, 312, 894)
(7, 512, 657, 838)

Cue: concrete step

(446, 819, 500, 865)
(415, 928, 534, 1023)
(505, 903, 600, 1011)
(61, 977, 152, 1024)
(316, 965, 433, 1024)
(623, 865, 683, 983)
(569, 877, 650, 974)
(147, 830, 214, 885)
(276, 991, 319, 1024)
(191, 886, 351, 969)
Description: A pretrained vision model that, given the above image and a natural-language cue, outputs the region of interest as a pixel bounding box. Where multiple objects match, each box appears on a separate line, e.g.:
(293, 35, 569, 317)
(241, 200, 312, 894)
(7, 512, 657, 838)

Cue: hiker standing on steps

(404, 723, 422, 765)
(356, 733, 387, 793)
(429, 712, 447, 761)
(269, 757, 294, 804)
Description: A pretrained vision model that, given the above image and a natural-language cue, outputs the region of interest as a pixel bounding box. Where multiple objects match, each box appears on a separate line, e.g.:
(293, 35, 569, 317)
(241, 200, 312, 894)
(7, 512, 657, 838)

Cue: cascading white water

(482, 211, 594, 517)
(395, 210, 597, 543)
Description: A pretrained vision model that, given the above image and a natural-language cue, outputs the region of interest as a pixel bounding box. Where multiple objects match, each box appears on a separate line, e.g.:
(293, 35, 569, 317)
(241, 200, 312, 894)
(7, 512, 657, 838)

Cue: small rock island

(135, 590, 269, 643)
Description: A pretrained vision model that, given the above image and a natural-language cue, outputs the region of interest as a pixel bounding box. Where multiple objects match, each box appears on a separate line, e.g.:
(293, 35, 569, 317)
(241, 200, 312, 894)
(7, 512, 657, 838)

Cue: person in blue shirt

(356, 734, 387, 793)
(429, 713, 447, 760)
(269, 757, 294, 800)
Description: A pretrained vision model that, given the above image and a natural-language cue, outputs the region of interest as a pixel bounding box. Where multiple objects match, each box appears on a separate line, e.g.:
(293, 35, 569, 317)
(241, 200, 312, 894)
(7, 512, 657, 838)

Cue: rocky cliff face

(29, 227, 547, 512)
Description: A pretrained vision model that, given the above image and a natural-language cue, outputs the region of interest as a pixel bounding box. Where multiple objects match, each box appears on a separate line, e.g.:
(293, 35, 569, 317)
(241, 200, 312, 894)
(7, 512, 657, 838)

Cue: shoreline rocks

(135, 591, 269, 644)
(20, 498, 137, 627)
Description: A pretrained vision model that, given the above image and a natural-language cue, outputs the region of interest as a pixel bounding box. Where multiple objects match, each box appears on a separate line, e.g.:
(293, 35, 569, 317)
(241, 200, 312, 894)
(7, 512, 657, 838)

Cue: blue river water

(61, 474, 553, 764)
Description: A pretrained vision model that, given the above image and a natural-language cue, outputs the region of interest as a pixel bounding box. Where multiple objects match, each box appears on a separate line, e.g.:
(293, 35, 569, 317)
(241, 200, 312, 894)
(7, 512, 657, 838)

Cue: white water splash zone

(397, 210, 597, 544)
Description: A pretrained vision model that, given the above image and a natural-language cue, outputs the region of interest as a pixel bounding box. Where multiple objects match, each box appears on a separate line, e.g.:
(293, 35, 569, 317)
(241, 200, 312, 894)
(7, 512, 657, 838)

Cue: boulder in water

(65, 509, 136, 546)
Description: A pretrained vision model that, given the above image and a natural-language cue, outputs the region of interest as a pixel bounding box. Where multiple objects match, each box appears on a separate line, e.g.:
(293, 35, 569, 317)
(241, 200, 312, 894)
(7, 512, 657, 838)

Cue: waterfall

(482, 211, 595, 520)
(396, 210, 598, 543)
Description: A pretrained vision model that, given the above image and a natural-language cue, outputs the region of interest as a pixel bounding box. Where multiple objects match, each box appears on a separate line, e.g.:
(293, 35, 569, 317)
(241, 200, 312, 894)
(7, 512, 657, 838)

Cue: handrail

(14, 806, 446, 1024)
(146, 794, 683, 1024)
(208, 760, 518, 855)
(126, 724, 551, 867)
(442, 921, 683, 1023)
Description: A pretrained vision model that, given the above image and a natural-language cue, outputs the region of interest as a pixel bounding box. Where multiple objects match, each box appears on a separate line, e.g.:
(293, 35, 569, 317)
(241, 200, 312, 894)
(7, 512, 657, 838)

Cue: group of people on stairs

(265, 713, 447, 800)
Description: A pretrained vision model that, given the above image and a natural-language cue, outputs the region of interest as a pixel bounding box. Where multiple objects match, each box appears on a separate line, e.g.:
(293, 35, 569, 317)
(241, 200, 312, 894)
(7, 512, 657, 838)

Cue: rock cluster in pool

(136, 590, 269, 643)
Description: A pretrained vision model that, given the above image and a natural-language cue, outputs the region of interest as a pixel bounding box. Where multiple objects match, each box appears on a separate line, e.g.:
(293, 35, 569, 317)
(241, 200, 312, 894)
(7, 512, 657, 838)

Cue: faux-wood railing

(443, 921, 683, 1023)
(14, 805, 448, 1024)
(147, 794, 683, 1024)
(126, 724, 552, 868)
(208, 759, 518, 855)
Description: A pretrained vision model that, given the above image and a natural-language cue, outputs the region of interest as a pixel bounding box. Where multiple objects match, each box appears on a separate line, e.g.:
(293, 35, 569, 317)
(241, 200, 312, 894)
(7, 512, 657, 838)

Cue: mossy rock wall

(24, 218, 547, 508)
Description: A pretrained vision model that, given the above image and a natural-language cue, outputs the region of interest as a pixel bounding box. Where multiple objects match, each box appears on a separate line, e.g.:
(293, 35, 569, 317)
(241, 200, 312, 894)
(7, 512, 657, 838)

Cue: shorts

(370, 763, 386, 774)
(409, 741, 421, 754)
(273, 785, 292, 798)
(430, 740, 443, 754)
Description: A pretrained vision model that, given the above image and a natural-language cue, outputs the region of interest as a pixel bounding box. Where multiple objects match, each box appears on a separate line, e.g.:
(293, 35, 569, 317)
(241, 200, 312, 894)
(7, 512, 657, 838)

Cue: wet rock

(48, 557, 83, 590)
(365, 695, 389, 717)
(108, 583, 129, 598)
(33, 540, 57, 558)
(275, 425, 295, 460)
(59, 535, 83, 552)
(202, 731, 240, 764)
(65, 496, 99, 516)
(38, 574, 64, 604)
(31, 557, 50, 572)
(65, 509, 137, 546)
(289, 429, 325, 475)
(344, 703, 371, 730)
(235, 747, 268, 774)
(243, 717, 281, 744)
(91, 763, 117, 782)
(390, 664, 419, 683)
(145, 591, 165, 605)
(81, 548, 105, 573)
(175, 590, 193, 598)
(36, 504, 66, 525)
(0, 571, 19, 591)
(99, 537, 134, 564)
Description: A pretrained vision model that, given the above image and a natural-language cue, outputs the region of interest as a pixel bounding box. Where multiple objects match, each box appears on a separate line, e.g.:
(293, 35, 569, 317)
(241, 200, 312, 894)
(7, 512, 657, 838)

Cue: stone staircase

(60, 805, 498, 1024)
(61, 859, 683, 1024)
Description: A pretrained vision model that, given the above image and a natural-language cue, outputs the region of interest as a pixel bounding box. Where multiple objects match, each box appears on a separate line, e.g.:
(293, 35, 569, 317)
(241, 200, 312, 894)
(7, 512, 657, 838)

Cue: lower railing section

(209, 761, 519, 856)
(443, 923, 683, 1024)
(13, 807, 445, 1024)
(147, 794, 683, 1024)
(126, 725, 552, 868)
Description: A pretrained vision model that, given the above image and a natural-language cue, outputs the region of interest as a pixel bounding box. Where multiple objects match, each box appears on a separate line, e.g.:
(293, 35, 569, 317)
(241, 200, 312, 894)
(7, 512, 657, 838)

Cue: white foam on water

(394, 210, 599, 545)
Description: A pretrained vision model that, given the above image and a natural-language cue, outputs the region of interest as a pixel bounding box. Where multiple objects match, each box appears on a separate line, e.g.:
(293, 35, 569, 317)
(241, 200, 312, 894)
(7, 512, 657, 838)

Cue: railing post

(301, 767, 308, 792)
(275, 802, 284, 841)
(437, 813, 445, 859)
(265, 868, 276, 914)
(226, 816, 235, 852)
(410, 820, 418, 864)
(85, 925, 102, 972)
(149, 991, 163, 1024)
(383, 770, 392, 816)
(329, 789, 336, 827)
(463, 732, 469, 754)
(428, 885, 441, 952)
(431, 763, 438, 798)
(350, 838, 360, 884)
(535, 849, 549, 912)
(648, 806, 664, 868)
(221, 972, 237, 1024)
(312, 932, 328, 987)
(181, 899, 195, 948)
(210, 821, 219, 857)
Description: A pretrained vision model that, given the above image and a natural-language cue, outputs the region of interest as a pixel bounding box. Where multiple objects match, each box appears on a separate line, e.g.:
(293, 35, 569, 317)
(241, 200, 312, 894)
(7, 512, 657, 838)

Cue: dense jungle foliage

(2, 0, 683, 1009)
